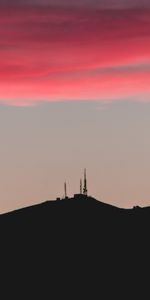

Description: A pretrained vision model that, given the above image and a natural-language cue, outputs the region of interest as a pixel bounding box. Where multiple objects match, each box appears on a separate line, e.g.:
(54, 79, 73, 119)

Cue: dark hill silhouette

(1, 195, 149, 297)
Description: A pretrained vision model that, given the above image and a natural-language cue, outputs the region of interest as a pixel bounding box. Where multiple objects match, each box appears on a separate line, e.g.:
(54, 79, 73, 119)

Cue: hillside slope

(0, 195, 149, 297)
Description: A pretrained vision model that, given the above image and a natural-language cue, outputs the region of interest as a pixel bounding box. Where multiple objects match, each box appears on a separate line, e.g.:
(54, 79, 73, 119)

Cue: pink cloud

(0, 7, 149, 105)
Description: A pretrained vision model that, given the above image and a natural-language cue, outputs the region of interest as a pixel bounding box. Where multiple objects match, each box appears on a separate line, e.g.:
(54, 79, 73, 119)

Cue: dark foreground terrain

(1, 195, 149, 297)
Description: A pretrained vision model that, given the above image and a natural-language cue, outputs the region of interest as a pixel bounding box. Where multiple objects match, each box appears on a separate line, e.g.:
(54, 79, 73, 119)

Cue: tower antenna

(83, 168, 88, 196)
(64, 182, 67, 198)
(80, 179, 82, 194)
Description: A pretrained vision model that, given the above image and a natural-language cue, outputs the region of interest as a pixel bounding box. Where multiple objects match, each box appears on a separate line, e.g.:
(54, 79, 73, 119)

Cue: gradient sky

(0, 0, 150, 212)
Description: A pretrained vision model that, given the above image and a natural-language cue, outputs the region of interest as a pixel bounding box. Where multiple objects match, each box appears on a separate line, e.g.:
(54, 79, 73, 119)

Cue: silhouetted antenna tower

(83, 168, 88, 196)
(64, 182, 67, 198)
(80, 179, 82, 194)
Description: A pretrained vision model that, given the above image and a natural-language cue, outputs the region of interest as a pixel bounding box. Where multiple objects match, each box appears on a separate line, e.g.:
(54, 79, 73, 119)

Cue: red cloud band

(0, 7, 149, 105)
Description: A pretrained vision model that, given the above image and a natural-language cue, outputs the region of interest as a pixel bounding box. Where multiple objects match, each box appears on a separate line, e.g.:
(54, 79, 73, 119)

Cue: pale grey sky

(0, 100, 150, 213)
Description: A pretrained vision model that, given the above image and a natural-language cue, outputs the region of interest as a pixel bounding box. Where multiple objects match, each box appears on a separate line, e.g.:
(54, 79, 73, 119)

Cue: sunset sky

(0, 0, 150, 212)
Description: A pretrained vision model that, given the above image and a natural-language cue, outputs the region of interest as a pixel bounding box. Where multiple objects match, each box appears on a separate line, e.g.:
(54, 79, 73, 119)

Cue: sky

(0, 0, 150, 212)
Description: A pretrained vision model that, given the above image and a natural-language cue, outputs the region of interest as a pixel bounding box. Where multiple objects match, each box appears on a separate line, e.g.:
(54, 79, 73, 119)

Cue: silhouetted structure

(83, 168, 88, 196)
(80, 179, 82, 194)
(60, 169, 87, 199)
(64, 182, 67, 198)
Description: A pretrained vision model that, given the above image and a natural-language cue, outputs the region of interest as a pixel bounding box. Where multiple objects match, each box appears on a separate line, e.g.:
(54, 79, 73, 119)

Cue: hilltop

(0, 194, 149, 297)
(1, 194, 150, 239)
